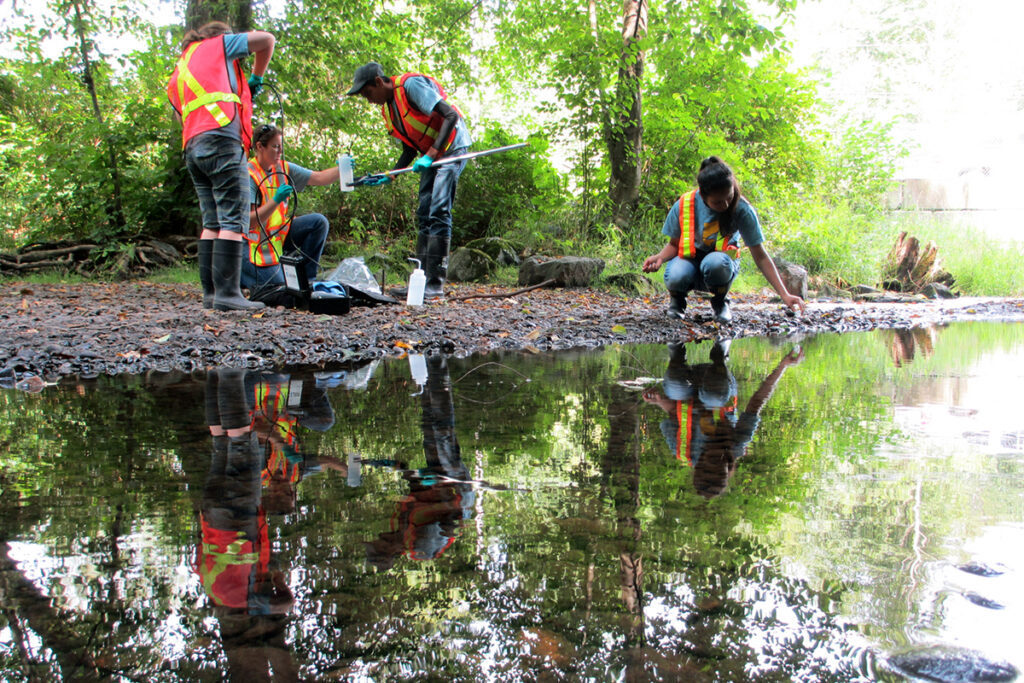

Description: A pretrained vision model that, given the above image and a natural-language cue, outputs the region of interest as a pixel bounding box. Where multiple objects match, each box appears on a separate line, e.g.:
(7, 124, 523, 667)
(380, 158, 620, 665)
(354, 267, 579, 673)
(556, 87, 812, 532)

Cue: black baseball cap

(346, 62, 384, 96)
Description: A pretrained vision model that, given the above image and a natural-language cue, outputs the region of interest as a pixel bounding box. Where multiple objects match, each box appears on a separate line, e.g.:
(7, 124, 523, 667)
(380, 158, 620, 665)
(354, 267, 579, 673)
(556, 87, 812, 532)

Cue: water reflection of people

(643, 341, 803, 498)
(197, 368, 298, 681)
(365, 354, 475, 569)
(246, 372, 349, 515)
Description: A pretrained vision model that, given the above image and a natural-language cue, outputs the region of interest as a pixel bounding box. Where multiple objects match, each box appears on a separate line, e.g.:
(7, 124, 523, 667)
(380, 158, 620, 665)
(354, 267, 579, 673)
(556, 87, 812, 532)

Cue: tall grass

(886, 212, 1024, 296)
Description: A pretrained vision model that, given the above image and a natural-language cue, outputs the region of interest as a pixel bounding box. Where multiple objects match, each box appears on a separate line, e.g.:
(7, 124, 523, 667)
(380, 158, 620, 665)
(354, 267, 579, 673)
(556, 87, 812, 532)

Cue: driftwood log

(0, 238, 181, 277)
(882, 231, 955, 293)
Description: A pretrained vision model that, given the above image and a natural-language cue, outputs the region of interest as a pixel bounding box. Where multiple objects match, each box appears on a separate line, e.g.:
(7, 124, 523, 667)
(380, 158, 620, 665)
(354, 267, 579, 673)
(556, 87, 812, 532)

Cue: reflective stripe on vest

(677, 190, 741, 260)
(166, 37, 253, 152)
(253, 381, 301, 485)
(246, 160, 291, 266)
(674, 397, 738, 465)
(382, 73, 462, 155)
(196, 512, 270, 607)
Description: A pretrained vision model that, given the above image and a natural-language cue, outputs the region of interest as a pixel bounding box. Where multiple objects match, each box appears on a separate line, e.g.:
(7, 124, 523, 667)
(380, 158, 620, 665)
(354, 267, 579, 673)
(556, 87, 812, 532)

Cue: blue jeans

(417, 147, 468, 240)
(664, 251, 739, 296)
(241, 213, 330, 289)
(184, 133, 249, 234)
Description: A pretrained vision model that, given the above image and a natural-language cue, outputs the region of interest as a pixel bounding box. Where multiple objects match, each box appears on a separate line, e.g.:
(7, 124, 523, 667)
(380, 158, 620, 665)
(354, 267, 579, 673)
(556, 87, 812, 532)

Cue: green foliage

(451, 126, 565, 241)
(0, 0, 948, 291)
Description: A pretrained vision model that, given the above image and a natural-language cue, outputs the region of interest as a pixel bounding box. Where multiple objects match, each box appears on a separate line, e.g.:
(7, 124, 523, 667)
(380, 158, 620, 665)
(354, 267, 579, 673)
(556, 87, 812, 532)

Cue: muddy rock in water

(888, 645, 1018, 683)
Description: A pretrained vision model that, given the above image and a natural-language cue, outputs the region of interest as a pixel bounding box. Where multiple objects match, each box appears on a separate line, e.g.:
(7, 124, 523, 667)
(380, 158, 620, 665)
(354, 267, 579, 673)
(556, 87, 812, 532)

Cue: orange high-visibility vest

(246, 160, 291, 266)
(677, 190, 741, 260)
(674, 397, 738, 465)
(166, 37, 253, 153)
(196, 512, 270, 608)
(252, 380, 302, 484)
(382, 73, 464, 155)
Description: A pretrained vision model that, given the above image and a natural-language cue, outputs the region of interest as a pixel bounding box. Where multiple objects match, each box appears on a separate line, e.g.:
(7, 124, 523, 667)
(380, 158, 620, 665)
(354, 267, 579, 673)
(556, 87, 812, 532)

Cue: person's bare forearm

(246, 31, 275, 75)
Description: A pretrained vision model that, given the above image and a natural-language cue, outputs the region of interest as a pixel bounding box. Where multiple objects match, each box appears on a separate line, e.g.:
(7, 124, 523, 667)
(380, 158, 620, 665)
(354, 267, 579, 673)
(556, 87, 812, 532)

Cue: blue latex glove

(363, 174, 392, 186)
(412, 155, 434, 173)
(248, 74, 264, 98)
(272, 184, 294, 203)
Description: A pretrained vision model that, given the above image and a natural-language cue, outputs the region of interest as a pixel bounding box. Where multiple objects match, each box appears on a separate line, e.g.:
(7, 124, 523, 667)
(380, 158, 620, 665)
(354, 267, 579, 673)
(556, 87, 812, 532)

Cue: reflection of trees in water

(886, 326, 938, 367)
(13, 335, 1015, 679)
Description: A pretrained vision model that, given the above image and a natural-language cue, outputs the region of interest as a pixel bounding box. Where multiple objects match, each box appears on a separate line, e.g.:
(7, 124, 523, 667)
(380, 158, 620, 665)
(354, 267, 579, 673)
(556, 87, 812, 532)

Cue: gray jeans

(185, 133, 249, 234)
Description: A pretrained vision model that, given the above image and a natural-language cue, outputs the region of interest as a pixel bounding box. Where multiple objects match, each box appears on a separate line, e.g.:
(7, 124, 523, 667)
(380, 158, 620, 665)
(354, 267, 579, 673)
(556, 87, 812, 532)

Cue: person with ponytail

(642, 157, 806, 323)
(167, 21, 275, 311)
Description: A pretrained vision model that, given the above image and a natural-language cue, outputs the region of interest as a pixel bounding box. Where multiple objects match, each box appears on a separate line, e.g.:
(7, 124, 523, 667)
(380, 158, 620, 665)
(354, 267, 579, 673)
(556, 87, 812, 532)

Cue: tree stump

(882, 232, 955, 293)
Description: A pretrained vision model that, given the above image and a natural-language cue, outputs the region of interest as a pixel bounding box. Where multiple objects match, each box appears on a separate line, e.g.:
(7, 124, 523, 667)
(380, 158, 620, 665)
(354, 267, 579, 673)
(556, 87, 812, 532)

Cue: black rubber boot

(710, 339, 731, 363)
(216, 368, 252, 431)
(424, 234, 450, 299)
(212, 239, 264, 312)
(392, 232, 429, 298)
(710, 291, 732, 324)
(667, 291, 687, 320)
(198, 239, 215, 309)
(667, 341, 687, 364)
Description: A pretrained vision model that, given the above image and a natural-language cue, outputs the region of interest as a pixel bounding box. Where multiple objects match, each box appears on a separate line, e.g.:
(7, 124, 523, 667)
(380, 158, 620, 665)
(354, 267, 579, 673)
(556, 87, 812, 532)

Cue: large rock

(606, 272, 659, 297)
(922, 282, 958, 299)
(463, 237, 521, 266)
(518, 256, 605, 287)
(448, 247, 496, 282)
(888, 645, 1018, 683)
(772, 257, 808, 299)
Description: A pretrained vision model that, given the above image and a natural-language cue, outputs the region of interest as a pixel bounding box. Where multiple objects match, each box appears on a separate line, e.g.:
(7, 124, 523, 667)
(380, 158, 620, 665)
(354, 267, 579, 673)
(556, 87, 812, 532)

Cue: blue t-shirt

(661, 192, 764, 252)
(190, 33, 250, 145)
(401, 76, 472, 150)
(660, 408, 760, 467)
(249, 161, 312, 205)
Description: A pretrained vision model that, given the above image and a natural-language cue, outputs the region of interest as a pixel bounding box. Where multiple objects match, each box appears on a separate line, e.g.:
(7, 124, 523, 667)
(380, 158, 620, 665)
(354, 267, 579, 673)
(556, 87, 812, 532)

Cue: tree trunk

(606, 0, 647, 227)
(70, 0, 126, 232)
(186, 0, 253, 32)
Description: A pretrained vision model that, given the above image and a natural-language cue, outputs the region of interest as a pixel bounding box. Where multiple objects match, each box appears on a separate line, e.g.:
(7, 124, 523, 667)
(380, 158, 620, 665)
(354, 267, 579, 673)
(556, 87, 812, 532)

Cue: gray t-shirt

(249, 161, 312, 205)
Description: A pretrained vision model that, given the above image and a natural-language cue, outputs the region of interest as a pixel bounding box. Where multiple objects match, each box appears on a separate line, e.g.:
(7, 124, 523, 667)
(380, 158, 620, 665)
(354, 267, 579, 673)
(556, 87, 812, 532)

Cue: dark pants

(241, 213, 329, 290)
(185, 133, 249, 234)
(416, 147, 468, 240)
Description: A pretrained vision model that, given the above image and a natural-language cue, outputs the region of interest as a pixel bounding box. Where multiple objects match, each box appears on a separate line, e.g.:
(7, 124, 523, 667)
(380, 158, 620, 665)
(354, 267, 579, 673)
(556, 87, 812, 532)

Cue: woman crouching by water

(642, 156, 806, 322)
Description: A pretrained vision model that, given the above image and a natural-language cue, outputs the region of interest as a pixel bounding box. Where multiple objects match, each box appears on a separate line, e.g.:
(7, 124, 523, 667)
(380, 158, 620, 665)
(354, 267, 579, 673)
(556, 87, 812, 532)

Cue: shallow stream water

(0, 322, 1022, 681)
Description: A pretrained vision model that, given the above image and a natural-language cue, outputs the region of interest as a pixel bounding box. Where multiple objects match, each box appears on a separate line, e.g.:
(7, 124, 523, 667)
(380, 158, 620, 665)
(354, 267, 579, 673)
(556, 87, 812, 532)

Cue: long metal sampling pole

(351, 142, 529, 185)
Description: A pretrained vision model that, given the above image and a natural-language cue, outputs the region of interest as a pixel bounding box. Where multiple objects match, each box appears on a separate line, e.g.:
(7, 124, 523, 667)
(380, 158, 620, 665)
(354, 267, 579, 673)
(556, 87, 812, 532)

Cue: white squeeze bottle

(406, 258, 425, 306)
(337, 153, 354, 192)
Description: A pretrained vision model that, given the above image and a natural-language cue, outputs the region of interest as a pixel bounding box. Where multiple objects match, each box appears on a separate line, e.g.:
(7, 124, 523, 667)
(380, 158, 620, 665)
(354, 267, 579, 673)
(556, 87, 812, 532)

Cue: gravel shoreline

(2, 280, 1023, 386)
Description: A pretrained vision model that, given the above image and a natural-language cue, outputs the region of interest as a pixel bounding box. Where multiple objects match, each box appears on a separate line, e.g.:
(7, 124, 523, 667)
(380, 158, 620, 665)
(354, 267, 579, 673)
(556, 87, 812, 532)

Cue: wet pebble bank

(2, 281, 1023, 387)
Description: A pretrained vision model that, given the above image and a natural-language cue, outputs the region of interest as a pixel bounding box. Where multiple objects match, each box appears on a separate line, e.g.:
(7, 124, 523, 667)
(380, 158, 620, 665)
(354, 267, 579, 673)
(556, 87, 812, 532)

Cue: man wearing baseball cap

(347, 62, 472, 299)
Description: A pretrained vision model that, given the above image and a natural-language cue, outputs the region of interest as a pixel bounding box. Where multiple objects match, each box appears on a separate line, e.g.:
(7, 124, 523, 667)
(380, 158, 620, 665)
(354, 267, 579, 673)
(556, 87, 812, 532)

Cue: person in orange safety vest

(364, 354, 475, 569)
(346, 62, 473, 300)
(167, 21, 275, 312)
(241, 124, 345, 305)
(643, 341, 803, 498)
(197, 367, 299, 679)
(642, 156, 806, 324)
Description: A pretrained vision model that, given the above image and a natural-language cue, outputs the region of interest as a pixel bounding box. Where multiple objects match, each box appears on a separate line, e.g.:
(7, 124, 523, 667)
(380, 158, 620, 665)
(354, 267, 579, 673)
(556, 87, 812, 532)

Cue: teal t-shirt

(661, 192, 764, 251)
